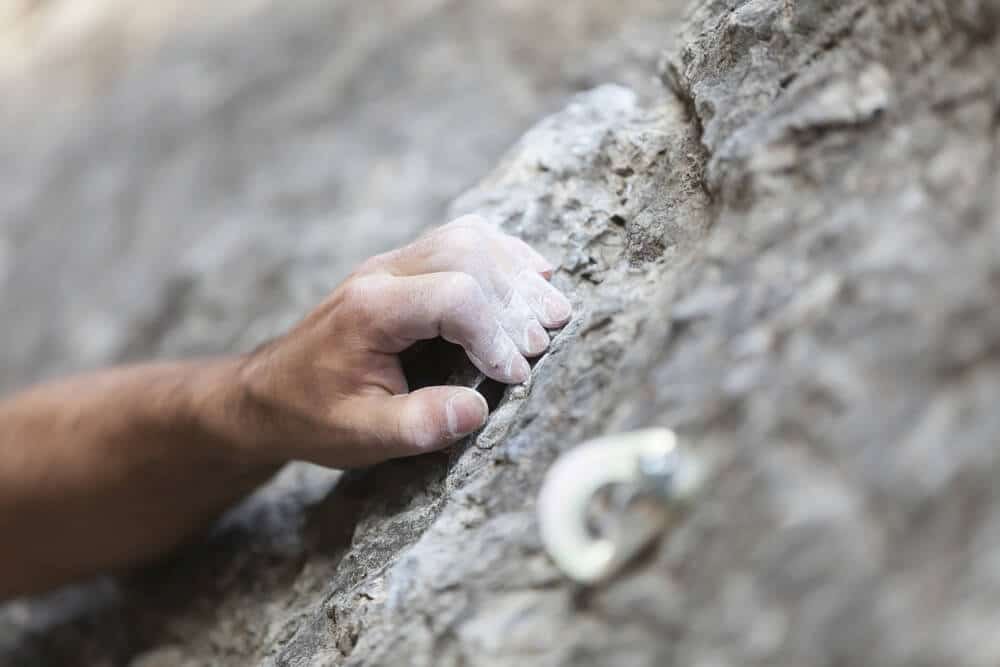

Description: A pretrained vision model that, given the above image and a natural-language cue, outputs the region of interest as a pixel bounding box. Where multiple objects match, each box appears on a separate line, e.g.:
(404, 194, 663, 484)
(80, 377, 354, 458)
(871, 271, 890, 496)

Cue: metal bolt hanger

(537, 428, 702, 584)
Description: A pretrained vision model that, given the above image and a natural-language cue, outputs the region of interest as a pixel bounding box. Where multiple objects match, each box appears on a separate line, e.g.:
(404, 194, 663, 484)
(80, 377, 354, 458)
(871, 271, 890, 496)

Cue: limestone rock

(3, 1, 1000, 665)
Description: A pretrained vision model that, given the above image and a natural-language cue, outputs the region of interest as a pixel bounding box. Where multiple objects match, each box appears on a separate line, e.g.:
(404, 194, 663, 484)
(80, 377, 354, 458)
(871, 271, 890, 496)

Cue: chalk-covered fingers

(236, 217, 574, 468)
(499, 230, 555, 279)
(354, 272, 531, 384)
(515, 269, 572, 328)
(496, 286, 551, 359)
(435, 217, 574, 332)
(373, 215, 573, 361)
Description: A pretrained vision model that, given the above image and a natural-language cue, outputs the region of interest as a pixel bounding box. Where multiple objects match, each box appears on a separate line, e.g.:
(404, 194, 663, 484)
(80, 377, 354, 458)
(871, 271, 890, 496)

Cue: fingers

(379, 215, 554, 285)
(272, 216, 569, 468)
(339, 387, 489, 461)
(496, 287, 551, 358)
(370, 215, 571, 362)
(515, 269, 573, 328)
(354, 272, 531, 383)
(501, 233, 555, 279)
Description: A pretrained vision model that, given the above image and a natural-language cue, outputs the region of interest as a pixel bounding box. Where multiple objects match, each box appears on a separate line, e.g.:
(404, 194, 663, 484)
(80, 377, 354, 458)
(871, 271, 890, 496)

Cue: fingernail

(545, 295, 572, 325)
(506, 354, 531, 384)
(446, 389, 489, 438)
(525, 321, 550, 356)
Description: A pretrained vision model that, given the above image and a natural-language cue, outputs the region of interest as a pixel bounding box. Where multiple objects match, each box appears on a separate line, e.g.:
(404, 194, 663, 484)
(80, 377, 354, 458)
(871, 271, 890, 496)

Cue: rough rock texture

(3, 0, 1000, 665)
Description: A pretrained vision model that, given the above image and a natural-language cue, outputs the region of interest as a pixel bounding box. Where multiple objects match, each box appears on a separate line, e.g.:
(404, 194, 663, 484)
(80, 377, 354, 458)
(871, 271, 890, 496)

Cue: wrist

(174, 356, 278, 470)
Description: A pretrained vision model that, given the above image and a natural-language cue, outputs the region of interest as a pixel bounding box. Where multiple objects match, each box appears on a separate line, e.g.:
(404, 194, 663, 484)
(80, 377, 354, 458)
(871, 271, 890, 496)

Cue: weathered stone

(3, 0, 1000, 665)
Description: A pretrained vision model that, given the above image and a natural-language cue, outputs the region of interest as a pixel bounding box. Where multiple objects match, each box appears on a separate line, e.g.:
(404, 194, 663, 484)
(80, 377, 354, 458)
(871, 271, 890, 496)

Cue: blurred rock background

(0, 0, 674, 394)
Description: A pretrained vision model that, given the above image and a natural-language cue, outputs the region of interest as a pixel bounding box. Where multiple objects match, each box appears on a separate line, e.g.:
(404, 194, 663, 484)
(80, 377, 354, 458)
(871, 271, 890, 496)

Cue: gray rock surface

(3, 0, 1000, 665)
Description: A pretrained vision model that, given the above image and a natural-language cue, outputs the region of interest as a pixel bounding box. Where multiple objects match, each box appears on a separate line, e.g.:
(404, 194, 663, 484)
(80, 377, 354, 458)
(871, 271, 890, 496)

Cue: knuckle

(448, 213, 490, 231)
(335, 275, 382, 321)
(487, 327, 512, 366)
(355, 254, 389, 276)
(440, 224, 483, 253)
(514, 267, 537, 285)
(337, 277, 369, 308)
(442, 214, 496, 242)
(500, 278, 526, 310)
(477, 320, 507, 359)
(442, 272, 482, 305)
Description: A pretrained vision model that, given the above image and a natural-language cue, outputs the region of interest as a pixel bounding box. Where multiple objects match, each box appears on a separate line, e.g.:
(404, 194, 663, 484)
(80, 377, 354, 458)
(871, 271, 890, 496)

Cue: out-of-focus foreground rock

(3, 0, 1000, 665)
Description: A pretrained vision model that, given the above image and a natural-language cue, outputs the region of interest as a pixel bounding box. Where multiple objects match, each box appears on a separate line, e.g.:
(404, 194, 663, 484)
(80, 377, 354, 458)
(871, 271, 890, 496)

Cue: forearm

(0, 359, 278, 599)
(0, 216, 570, 600)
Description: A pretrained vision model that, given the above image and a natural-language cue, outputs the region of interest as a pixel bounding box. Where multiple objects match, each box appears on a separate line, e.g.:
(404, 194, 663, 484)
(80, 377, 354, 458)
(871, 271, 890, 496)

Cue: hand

(231, 216, 573, 468)
(0, 215, 572, 595)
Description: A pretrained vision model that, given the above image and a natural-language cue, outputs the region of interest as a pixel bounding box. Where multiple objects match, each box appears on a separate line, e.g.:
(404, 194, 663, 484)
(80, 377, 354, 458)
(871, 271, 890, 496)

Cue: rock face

(3, 0, 1000, 665)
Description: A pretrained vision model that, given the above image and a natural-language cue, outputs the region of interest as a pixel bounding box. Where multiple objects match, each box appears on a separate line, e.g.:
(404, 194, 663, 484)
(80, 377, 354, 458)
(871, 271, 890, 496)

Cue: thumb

(345, 386, 489, 461)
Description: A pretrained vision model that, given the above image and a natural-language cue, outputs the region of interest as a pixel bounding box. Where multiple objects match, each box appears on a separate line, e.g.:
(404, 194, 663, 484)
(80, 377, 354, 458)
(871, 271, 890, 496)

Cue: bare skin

(0, 216, 572, 600)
